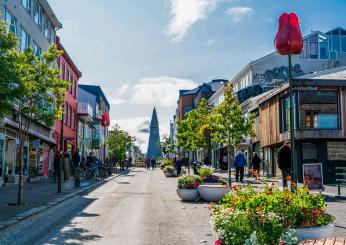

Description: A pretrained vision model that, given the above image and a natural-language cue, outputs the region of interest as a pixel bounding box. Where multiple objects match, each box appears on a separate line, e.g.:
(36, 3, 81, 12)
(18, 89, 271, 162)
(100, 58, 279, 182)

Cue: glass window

(61, 63, 65, 80)
(330, 50, 337, 60)
(33, 0, 42, 28)
(20, 28, 30, 52)
(302, 142, 318, 161)
(43, 13, 51, 41)
(319, 41, 329, 59)
(331, 36, 340, 52)
(32, 42, 41, 56)
(21, 0, 32, 14)
(4, 8, 17, 35)
(71, 109, 75, 130)
(299, 91, 339, 129)
(281, 95, 297, 132)
(73, 79, 77, 97)
(341, 36, 346, 53)
(309, 36, 318, 59)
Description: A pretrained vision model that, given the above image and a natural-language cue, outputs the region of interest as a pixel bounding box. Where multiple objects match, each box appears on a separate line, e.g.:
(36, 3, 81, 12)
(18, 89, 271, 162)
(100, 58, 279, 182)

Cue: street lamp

(274, 13, 303, 182)
(101, 114, 110, 163)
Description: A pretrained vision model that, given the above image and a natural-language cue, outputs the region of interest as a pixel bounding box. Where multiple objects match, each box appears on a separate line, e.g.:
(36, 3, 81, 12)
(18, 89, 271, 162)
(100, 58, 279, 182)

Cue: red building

(53, 36, 82, 154)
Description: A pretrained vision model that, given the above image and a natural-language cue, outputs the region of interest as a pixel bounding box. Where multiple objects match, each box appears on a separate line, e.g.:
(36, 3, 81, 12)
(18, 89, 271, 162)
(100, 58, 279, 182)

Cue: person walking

(53, 151, 60, 182)
(176, 157, 182, 177)
(72, 149, 81, 170)
(278, 141, 292, 188)
(145, 158, 150, 170)
(234, 149, 247, 182)
(151, 158, 156, 170)
(251, 152, 261, 180)
(63, 152, 71, 182)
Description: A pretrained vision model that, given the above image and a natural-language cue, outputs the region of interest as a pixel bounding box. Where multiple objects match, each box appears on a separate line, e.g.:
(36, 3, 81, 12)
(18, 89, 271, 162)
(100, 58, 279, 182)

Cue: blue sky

(48, 0, 346, 151)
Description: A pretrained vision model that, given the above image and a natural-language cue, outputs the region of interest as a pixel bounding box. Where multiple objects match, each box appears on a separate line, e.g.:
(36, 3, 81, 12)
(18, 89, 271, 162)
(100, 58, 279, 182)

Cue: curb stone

(0, 168, 131, 232)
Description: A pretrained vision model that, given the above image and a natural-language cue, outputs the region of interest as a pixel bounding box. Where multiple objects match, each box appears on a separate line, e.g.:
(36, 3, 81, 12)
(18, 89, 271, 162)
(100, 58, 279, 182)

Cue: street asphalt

(0, 168, 216, 245)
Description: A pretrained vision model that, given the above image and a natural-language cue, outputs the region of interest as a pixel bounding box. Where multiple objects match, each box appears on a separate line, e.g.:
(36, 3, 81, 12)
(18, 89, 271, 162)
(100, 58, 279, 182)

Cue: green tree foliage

(16, 45, 70, 205)
(0, 18, 21, 117)
(211, 84, 255, 184)
(176, 98, 212, 152)
(160, 135, 175, 157)
(107, 124, 135, 164)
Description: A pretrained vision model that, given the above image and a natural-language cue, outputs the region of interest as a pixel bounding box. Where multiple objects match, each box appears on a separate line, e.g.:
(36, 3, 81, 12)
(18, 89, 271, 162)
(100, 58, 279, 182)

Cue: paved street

(0, 168, 215, 245)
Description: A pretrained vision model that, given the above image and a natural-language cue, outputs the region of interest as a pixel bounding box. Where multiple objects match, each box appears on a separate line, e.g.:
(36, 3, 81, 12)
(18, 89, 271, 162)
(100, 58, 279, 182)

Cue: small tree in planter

(176, 175, 202, 201)
(163, 165, 175, 177)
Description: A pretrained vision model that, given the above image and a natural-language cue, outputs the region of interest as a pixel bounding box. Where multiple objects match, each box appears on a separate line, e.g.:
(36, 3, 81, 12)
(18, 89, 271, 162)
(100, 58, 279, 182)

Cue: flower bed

(163, 165, 175, 177)
(210, 184, 335, 245)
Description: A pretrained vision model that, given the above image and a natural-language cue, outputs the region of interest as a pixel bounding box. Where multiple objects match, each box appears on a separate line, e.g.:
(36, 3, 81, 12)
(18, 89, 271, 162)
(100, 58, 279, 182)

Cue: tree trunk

(227, 138, 232, 187)
(17, 141, 24, 206)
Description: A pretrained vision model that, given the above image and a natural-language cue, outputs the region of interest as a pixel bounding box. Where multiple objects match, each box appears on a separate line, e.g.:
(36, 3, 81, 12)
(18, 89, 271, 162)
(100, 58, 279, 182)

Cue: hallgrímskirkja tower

(146, 107, 162, 159)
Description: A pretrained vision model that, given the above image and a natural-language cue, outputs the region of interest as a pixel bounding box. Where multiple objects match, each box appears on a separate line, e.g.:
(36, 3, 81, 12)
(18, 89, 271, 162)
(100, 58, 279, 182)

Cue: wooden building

(246, 67, 346, 184)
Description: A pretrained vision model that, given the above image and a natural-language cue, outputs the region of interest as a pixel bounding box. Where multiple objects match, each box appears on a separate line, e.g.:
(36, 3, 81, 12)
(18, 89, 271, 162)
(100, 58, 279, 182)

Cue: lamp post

(58, 105, 64, 193)
(101, 114, 110, 163)
(275, 12, 303, 182)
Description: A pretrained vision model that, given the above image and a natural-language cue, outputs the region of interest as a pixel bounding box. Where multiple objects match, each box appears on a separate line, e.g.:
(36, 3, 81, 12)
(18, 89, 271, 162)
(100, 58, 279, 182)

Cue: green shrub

(163, 165, 174, 174)
(177, 175, 202, 189)
(160, 159, 174, 170)
(198, 166, 213, 178)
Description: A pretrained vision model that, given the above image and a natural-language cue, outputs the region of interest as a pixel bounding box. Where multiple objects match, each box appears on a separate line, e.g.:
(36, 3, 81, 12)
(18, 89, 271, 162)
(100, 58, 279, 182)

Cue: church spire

(146, 107, 162, 159)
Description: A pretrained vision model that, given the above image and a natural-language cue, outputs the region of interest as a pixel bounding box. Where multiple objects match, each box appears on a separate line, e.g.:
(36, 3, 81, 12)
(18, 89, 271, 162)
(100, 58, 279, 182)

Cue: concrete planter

(164, 172, 174, 177)
(176, 189, 199, 201)
(198, 184, 230, 202)
(296, 224, 334, 241)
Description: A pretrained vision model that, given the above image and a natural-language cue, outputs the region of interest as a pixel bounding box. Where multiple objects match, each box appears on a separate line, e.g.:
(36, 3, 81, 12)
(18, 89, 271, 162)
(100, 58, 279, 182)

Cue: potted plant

(176, 175, 202, 201)
(198, 167, 230, 202)
(163, 165, 175, 177)
(210, 184, 335, 244)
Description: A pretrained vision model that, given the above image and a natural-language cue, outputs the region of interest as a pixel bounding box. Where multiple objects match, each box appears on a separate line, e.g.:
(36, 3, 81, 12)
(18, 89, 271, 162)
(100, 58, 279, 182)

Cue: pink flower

(215, 240, 221, 245)
(312, 210, 321, 215)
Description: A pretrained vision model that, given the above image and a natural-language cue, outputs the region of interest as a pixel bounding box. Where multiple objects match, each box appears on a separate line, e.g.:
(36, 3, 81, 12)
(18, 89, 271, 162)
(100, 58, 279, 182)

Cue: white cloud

(226, 6, 253, 23)
(167, 0, 219, 42)
(204, 38, 216, 46)
(118, 84, 129, 95)
(130, 76, 198, 107)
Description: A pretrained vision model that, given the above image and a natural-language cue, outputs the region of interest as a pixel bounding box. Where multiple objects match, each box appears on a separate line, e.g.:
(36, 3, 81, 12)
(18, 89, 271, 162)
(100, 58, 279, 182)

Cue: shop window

(327, 142, 346, 161)
(299, 91, 339, 129)
(302, 142, 318, 162)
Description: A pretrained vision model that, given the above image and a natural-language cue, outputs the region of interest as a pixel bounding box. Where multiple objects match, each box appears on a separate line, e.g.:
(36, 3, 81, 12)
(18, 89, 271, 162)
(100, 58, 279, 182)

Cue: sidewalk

(0, 168, 127, 226)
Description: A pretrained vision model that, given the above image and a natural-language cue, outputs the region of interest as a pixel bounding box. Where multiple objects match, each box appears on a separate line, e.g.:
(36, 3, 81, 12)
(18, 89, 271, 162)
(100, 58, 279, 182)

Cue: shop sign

(303, 163, 323, 191)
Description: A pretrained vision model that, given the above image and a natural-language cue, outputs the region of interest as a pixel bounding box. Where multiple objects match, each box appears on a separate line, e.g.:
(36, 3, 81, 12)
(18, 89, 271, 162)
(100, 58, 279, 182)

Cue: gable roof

(78, 84, 110, 109)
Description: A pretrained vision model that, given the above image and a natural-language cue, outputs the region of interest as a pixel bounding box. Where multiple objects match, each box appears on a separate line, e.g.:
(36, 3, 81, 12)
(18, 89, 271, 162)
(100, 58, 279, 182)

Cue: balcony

(78, 103, 93, 122)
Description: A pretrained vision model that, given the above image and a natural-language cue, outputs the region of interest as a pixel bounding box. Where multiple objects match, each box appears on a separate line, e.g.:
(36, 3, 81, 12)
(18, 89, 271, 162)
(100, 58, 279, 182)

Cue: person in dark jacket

(176, 157, 182, 176)
(72, 149, 81, 169)
(151, 158, 156, 170)
(278, 141, 291, 188)
(251, 152, 261, 180)
(53, 152, 61, 182)
(234, 149, 247, 182)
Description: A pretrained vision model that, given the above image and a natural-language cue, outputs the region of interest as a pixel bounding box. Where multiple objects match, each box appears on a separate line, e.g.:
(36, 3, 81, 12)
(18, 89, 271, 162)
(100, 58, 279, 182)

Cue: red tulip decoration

(101, 114, 110, 127)
(274, 13, 303, 55)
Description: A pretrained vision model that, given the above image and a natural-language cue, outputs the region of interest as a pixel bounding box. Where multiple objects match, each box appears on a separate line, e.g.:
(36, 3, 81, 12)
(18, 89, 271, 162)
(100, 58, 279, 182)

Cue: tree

(16, 45, 70, 205)
(176, 98, 213, 162)
(0, 18, 22, 117)
(211, 84, 255, 186)
(160, 135, 175, 158)
(107, 124, 135, 165)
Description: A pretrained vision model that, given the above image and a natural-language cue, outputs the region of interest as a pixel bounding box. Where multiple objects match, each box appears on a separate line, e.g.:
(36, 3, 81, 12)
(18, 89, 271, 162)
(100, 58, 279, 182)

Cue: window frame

(4, 7, 17, 35)
(21, 0, 32, 14)
(20, 26, 31, 52)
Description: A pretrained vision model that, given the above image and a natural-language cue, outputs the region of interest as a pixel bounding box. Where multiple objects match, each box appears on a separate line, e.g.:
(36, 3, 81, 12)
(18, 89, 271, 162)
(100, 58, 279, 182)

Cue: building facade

(52, 36, 82, 158)
(78, 85, 110, 162)
(0, 0, 61, 183)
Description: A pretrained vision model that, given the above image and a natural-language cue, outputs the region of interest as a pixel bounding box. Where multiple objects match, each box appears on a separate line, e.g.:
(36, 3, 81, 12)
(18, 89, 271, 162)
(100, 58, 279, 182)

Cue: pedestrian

(278, 141, 292, 188)
(63, 152, 71, 182)
(151, 158, 156, 170)
(86, 152, 93, 168)
(53, 151, 60, 182)
(234, 149, 247, 182)
(145, 158, 150, 170)
(176, 157, 182, 176)
(72, 149, 81, 169)
(251, 152, 261, 180)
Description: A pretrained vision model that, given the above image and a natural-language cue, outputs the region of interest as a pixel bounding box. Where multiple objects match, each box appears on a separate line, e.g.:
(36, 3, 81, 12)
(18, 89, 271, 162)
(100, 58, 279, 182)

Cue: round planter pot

(164, 172, 174, 177)
(176, 189, 199, 201)
(198, 184, 230, 202)
(296, 224, 334, 241)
